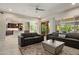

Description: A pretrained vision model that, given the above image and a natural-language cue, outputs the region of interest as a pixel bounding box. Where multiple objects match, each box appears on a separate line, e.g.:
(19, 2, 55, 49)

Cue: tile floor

(0, 34, 79, 55)
(0, 35, 21, 55)
(20, 42, 79, 55)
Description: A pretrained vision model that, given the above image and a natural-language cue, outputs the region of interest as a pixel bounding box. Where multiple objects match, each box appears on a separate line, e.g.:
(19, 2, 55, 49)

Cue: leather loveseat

(18, 33, 44, 47)
(47, 32, 79, 49)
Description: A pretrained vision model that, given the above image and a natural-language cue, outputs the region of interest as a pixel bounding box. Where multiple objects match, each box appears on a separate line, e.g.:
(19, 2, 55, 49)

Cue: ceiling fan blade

(36, 7, 45, 11)
(39, 9, 45, 11)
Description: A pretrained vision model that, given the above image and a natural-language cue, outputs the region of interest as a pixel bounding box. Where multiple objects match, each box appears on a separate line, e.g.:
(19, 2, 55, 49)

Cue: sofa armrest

(18, 35, 24, 39)
(18, 35, 25, 46)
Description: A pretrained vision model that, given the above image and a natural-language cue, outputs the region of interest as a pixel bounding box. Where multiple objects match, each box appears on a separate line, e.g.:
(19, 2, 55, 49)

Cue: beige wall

(0, 13, 6, 41)
(54, 7, 79, 20)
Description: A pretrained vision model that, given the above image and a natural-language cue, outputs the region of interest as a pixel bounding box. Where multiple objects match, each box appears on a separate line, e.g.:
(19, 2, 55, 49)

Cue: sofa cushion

(21, 33, 29, 37)
(48, 32, 59, 37)
(21, 33, 39, 38)
(51, 32, 59, 37)
(59, 34, 66, 38)
(31, 33, 39, 36)
(65, 33, 79, 40)
(24, 36, 41, 40)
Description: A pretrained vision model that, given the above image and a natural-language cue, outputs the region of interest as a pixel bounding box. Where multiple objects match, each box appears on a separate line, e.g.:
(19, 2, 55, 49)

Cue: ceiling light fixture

(8, 8, 12, 11)
(72, 3, 76, 5)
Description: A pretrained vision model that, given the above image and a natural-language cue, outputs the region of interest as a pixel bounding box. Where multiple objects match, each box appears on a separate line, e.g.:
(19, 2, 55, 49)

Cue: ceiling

(0, 3, 79, 18)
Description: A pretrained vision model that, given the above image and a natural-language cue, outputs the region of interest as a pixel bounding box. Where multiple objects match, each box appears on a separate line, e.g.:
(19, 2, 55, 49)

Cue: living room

(0, 3, 79, 55)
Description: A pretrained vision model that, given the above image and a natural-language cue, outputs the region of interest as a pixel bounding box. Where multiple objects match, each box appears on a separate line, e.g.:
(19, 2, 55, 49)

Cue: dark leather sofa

(47, 32, 79, 49)
(46, 32, 59, 40)
(18, 33, 44, 47)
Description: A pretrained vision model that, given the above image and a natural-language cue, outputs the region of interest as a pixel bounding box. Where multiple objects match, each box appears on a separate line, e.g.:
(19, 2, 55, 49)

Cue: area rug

(19, 43, 79, 55)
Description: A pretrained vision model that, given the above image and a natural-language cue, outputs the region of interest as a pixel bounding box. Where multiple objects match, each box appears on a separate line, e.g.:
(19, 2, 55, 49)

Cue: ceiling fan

(35, 7, 45, 11)
(35, 6, 45, 13)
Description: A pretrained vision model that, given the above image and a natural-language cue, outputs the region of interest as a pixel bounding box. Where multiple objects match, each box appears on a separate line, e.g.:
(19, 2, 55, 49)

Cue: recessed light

(72, 3, 76, 5)
(8, 8, 12, 11)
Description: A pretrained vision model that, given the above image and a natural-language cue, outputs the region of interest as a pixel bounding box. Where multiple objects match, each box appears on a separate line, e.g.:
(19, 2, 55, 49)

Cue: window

(30, 21, 37, 33)
(56, 18, 75, 33)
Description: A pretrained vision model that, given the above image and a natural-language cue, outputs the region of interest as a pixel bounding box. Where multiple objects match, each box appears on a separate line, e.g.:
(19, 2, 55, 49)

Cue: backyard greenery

(57, 24, 74, 33)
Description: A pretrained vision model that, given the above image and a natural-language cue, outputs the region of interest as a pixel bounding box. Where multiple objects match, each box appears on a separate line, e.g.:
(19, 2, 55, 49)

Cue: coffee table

(42, 39, 65, 54)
